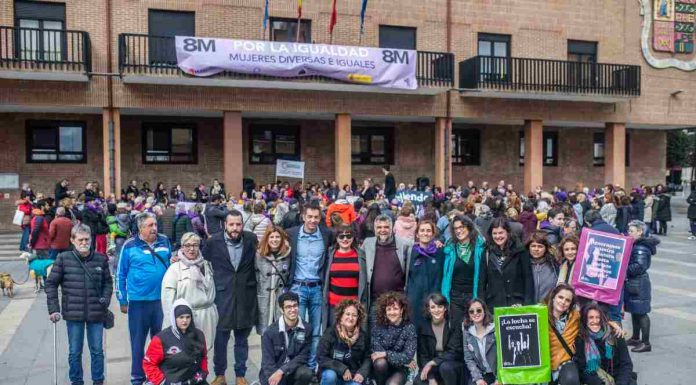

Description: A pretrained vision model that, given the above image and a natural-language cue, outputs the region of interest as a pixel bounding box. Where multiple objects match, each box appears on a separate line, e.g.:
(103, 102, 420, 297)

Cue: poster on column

(572, 227, 633, 305)
(275, 159, 305, 179)
(494, 305, 550, 384)
(175, 36, 417, 89)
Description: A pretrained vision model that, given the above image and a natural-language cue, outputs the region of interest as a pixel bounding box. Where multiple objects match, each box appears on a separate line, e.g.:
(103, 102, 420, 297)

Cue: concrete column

(101, 108, 121, 197)
(605, 122, 626, 188)
(335, 113, 352, 187)
(523, 119, 543, 193)
(435, 118, 451, 188)
(223, 111, 244, 194)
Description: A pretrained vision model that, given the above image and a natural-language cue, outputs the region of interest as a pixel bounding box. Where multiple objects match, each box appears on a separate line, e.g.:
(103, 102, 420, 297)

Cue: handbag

(12, 209, 24, 226)
(71, 251, 115, 329)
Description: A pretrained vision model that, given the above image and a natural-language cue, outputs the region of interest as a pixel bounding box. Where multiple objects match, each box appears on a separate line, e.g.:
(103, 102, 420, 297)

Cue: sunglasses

(468, 308, 483, 315)
(337, 234, 353, 241)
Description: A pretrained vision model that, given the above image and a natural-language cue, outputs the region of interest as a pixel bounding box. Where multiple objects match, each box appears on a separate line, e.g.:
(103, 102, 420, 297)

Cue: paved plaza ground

(0, 197, 694, 385)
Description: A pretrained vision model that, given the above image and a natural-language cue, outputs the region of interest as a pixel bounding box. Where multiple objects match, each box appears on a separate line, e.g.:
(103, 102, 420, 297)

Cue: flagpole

(297, 17, 301, 42)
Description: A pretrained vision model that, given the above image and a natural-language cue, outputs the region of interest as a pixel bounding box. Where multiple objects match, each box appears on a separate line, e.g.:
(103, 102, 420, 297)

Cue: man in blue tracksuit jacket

(117, 212, 171, 385)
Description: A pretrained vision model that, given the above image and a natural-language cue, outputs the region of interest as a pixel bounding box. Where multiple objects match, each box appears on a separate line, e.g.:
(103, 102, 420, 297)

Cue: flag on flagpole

(329, 0, 338, 35)
(359, 0, 368, 34)
(298, 0, 303, 20)
(262, 0, 270, 30)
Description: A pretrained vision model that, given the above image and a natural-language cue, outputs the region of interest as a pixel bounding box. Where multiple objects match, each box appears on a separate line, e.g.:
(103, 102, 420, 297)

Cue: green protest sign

(494, 305, 551, 384)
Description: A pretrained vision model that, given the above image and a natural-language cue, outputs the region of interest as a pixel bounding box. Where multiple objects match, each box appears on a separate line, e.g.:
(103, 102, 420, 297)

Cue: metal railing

(0, 26, 91, 72)
(119, 33, 454, 88)
(459, 55, 640, 96)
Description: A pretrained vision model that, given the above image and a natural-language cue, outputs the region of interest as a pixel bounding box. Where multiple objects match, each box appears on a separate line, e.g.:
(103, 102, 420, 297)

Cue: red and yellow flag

(297, 0, 303, 19)
(329, 0, 338, 35)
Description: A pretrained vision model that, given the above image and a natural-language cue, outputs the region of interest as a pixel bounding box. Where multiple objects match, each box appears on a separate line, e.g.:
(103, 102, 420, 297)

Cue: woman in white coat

(162, 232, 218, 352)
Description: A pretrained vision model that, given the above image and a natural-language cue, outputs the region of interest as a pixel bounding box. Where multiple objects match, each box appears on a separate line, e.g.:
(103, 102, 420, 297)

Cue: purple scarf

(413, 242, 437, 257)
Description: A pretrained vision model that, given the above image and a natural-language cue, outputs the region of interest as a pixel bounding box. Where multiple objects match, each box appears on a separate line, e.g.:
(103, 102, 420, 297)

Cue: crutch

(52, 314, 62, 385)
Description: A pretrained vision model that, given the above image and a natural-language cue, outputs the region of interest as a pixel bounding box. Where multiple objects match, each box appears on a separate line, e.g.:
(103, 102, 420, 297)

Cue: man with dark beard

(361, 214, 413, 325)
(205, 211, 259, 385)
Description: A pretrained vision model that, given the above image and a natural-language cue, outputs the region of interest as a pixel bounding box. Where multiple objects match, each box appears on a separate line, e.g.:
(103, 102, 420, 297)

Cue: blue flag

(263, 0, 270, 30)
(360, 0, 368, 34)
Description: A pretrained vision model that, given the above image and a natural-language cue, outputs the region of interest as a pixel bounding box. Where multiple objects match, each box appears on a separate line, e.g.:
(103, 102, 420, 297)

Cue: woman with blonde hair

(161, 232, 218, 352)
(255, 225, 292, 335)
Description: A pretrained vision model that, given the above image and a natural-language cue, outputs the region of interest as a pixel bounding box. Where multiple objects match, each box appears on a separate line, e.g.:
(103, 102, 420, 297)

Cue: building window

(270, 18, 311, 43)
(593, 132, 631, 167)
(379, 26, 417, 50)
(451, 129, 481, 165)
(625, 133, 630, 167)
(478, 33, 510, 82)
(568, 40, 598, 87)
(593, 132, 605, 166)
(148, 9, 195, 64)
(249, 125, 300, 164)
(352, 127, 394, 165)
(142, 123, 197, 164)
(26, 120, 85, 163)
(14, 0, 66, 61)
(519, 131, 558, 167)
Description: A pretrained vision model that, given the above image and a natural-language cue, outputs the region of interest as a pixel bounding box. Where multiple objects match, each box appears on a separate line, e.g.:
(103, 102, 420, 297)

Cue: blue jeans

(66, 321, 104, 385)
(214, 327, 252, 377)
(19, 226, 30, 251)
(321, 369, 362, 385)
(49, 248, 68, 260)
(291, 283, 322, 369)
(128, 300, 163, 385)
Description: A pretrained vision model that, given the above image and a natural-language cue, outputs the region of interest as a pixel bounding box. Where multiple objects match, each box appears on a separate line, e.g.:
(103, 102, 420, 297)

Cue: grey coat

(321, 246, 368, 330)
(255, 247, 292, 335)
(361, 236, 413, 308)
(463, 324, 497, 384)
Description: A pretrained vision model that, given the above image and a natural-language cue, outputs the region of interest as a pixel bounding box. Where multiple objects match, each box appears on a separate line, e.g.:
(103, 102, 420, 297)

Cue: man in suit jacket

(285, 202, 333, 370)
(204, 210, 258, 385)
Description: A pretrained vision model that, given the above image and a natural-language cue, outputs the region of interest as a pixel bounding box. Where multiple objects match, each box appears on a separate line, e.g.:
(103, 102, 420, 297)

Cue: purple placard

(571, 228, 634, 305)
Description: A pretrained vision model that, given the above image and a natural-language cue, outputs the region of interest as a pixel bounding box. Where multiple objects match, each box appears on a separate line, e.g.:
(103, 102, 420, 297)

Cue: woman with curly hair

(317, 299, 371, 385)
(575, 303, 635, 385)
(371, 291, 417, 385)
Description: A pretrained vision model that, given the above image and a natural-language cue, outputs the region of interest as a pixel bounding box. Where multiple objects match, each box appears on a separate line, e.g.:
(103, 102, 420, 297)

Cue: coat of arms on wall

(640, 0, 696, 70)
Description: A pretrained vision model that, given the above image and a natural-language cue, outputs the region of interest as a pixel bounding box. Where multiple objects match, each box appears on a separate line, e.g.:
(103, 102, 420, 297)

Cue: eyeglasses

(283, 303, 299, 310)
(468, 308, 483, 315)
(182, 243, 200, 249)
(337, 234, 353, 241)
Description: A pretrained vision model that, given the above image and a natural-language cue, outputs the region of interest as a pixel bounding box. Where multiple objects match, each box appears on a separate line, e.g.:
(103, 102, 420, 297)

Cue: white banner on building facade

(175, 36, 417, 89)
(276, 159, 305, 179)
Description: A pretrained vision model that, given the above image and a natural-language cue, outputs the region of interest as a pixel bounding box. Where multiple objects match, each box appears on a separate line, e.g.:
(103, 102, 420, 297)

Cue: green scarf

(456, 242, 472, 264)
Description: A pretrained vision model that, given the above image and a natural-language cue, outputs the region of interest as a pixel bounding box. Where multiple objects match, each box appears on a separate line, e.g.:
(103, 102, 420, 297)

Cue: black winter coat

(481, 243, 534, 310)
(46, 250, 113, 322)
(317, 327, 371, 378)
(260, 319, 312, 385)
(575, 336, 633, 385)
(625, 236, 658, 315)
(417, 321, 452, 368)
(82, 209, 109, 235)
(171, 215, 193, 249)
(203, 231, 258, 330)
(203, 205, 228, 236)
(687, 191, 696, 220)
(655, 194, 672, 221)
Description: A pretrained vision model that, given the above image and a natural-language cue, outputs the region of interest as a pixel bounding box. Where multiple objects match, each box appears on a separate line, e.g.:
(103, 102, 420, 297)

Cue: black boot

(631, 343, 652, 353)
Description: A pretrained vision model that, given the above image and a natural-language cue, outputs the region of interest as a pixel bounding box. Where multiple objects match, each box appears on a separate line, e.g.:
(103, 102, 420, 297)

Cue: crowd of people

(18, 173, 696, 385)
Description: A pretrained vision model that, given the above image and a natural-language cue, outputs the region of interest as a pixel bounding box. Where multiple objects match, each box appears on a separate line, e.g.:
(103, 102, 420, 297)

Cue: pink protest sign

(571, 228, 634, 305)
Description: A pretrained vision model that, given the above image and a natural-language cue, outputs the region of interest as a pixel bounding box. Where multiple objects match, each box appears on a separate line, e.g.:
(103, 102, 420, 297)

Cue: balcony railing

(459, 56, 640, 97)
(0, 26, 91, 72)
(119, 33, 454, 89)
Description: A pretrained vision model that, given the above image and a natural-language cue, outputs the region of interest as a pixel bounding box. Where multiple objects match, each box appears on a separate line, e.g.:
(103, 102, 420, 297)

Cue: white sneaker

(689, 235, 696, 240)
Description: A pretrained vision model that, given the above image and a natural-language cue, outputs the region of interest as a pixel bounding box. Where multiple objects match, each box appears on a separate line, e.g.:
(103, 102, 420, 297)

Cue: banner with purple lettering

(494, 305, 550, 384)
(175, 36, 417, 89)
(572, 228, 633, 305)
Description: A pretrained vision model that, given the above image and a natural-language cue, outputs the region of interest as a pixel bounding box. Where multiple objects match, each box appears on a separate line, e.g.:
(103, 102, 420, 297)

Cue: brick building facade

(1, 0, 694, 230)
